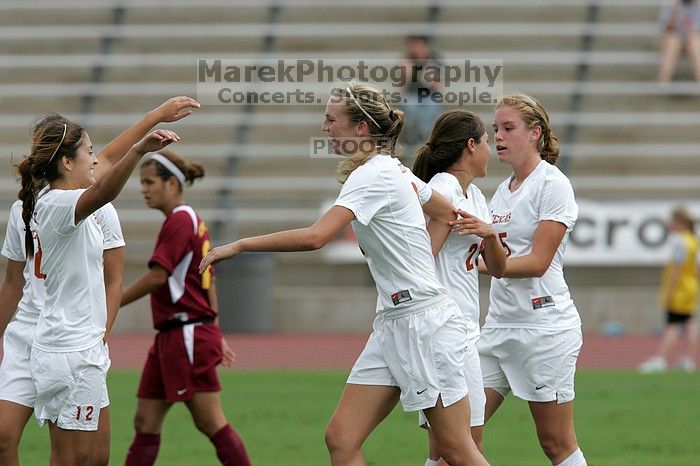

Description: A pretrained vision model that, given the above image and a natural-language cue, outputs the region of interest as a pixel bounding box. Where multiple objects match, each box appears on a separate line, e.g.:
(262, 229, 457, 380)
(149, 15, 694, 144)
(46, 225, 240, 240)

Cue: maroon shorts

(137, 322, 223, 403)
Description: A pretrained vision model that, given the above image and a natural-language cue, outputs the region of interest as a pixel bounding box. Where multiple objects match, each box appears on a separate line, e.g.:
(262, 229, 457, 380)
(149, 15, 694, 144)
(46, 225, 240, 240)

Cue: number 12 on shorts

(76, 405, 94, 422)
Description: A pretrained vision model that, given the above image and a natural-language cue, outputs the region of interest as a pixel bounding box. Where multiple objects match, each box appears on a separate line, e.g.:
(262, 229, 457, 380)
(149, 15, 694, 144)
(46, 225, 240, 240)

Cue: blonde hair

(496, 92, 559, 164)
(329, 82, 405, 183)
(671, 207, 695, 234)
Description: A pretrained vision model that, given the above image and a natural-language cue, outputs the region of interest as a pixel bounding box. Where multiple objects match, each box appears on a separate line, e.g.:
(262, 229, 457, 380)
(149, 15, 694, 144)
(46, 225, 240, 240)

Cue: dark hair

(412, 110, 486, 183)
(497, 92, 559, 165)
(329, 81, 406, 182)
(16, 114, 85, 257)
(140, 149, 205, 192)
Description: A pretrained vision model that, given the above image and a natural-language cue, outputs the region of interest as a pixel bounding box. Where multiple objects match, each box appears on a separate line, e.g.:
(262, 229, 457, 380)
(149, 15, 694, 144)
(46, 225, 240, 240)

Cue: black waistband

(156, 315, 215, 332)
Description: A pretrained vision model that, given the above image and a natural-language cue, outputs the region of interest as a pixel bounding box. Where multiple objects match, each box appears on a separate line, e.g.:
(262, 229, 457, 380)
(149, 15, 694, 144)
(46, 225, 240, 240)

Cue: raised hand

(450, 209, 496, 239)
(133, 129, 180, 156)
(199, 242, 240, 274)
(151, 96, 201, 123)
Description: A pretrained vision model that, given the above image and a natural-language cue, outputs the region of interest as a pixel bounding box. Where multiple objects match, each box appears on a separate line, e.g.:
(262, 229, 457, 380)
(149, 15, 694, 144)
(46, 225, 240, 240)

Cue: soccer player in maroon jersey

(121, 150, 250, 466)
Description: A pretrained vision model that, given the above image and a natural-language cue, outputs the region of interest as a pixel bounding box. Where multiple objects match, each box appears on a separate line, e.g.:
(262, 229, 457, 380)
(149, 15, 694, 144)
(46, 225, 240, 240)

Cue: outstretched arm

(121, 264, 169, 307)
(93, 96, 199, 180)
(200, 205, 355, 273)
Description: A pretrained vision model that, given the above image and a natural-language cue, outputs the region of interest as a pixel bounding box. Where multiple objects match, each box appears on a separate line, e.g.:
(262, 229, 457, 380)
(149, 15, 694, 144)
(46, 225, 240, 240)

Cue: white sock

(556, 448, 587, 466)
(424, 459, 439, 466)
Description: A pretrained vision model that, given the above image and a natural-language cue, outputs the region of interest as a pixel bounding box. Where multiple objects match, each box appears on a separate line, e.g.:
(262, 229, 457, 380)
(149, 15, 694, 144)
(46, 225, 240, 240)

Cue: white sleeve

(1, 202, 27, 261)
(95, 203, 126, 250)
(48, 189, 88, 235)
(475, 190, 492, 224)
(404, 169, 432, 205)
(334, 165, 386, 226)
(539, 176, 578, 231)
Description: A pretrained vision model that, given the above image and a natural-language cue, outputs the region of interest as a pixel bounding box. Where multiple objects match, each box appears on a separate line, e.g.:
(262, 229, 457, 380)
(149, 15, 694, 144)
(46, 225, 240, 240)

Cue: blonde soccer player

(453, 92, 587, 466)
(201, 82, 489, 466)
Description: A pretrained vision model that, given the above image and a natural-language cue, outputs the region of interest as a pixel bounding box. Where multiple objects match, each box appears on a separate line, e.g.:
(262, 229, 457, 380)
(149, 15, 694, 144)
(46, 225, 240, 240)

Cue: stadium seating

(0, 0, 691, 332)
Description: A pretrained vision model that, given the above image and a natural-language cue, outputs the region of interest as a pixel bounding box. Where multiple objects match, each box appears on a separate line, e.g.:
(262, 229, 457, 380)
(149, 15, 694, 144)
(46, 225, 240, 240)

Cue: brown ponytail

(16, 114, 85, 258)
(412, 110, 486, 183)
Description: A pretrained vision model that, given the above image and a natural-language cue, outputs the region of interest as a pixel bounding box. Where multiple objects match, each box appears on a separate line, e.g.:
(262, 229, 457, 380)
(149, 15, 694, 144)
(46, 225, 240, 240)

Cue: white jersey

(334, 155, 447, 314)
(486, 160, 581, 330)
(32, 189, 125, 352)
(429, 173, 491, 342)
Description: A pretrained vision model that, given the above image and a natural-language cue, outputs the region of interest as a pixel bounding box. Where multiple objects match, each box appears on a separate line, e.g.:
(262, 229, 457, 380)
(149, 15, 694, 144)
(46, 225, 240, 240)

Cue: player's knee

(324, 420, 358, 454)
(89, 449, 110, 466)
(0, 428, 20, 455)
(537, 432, 573, 461)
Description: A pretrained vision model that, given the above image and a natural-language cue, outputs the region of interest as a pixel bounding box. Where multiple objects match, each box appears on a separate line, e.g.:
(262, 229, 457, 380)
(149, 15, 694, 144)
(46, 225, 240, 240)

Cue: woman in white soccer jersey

(454, 92, 587, 466)
(412, 110, 507, 465)
(0, 199, 123, 466)
(14, 99, 193, 465)
(201, 82, 489, 466)
(0, 98, 197, 466)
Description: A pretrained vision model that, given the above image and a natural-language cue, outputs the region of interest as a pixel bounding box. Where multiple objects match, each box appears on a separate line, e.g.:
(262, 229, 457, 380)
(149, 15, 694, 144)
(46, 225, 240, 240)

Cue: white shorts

(418, 338, 485, 427)
(0, 320, 36, 407)
(478, 327, 582, 403)
(347, 296, 469, 412)
(31, 341, 111, 431)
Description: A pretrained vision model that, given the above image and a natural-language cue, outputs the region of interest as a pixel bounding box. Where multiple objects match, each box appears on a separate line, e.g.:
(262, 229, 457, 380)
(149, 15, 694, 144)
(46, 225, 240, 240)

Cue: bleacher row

(0, 0, 693, 332)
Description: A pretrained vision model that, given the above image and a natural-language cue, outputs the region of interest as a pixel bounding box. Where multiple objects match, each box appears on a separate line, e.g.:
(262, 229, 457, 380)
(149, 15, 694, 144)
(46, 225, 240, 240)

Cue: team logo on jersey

(492, 213, 511, 224)
(531, 295, 555, 310)
(391, 289, 412, 306)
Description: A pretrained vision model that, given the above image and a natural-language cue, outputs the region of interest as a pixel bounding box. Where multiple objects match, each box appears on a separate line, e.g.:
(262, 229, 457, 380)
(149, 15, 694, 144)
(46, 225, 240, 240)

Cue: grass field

(17, 370, 700, 465)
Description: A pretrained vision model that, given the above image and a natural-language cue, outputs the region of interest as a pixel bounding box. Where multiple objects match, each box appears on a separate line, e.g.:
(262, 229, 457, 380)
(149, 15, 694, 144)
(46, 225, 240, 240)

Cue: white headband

(47, 123, 67, 165)
(149, 153, 186, 186)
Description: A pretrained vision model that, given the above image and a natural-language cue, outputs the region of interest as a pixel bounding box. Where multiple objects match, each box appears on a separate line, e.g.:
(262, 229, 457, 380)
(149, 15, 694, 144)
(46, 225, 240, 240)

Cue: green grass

(17, 370, 700, 465)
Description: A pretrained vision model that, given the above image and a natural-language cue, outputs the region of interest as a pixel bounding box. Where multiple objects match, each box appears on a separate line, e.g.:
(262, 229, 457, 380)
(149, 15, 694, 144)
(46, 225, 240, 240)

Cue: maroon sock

(210, 424, 252, 466)
(124, 432, 161, 466)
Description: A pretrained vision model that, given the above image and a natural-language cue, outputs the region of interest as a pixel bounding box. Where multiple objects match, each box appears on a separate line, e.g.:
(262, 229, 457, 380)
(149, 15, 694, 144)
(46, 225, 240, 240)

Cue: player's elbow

(532, 262, 549, 278)
(304, 232, 329, 251)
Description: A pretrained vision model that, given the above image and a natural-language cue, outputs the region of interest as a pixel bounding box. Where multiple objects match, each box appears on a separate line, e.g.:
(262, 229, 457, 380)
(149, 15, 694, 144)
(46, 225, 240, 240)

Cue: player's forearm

(481, 236, 506, 279)
(502, 254, 551, 279)
(237, 227, 325, 253)
(427, 220, 451, 256)
(121, 270, 166, 306)
(96, 111, 161, 174)
(104, 282, 122, 338)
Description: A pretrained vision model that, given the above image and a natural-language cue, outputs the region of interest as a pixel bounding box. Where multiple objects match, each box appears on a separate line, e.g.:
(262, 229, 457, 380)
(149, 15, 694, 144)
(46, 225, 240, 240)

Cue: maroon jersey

(148, 205, 215, 329)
